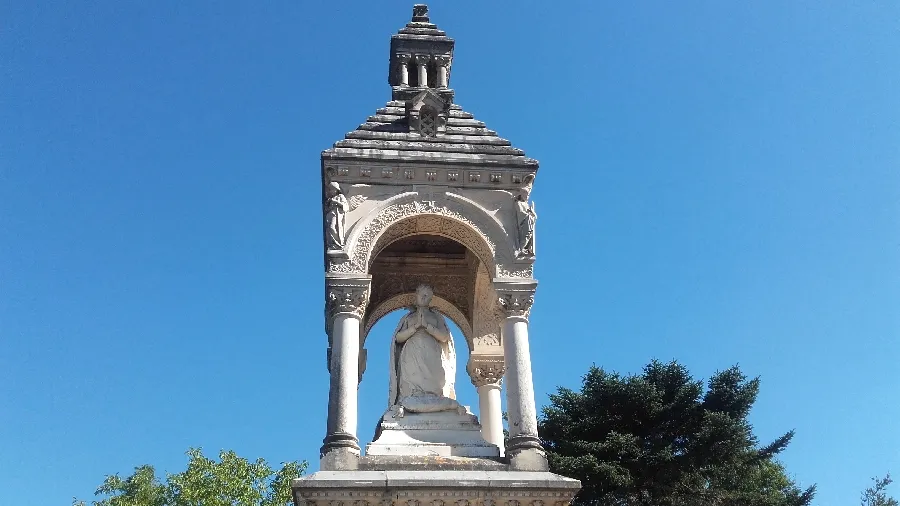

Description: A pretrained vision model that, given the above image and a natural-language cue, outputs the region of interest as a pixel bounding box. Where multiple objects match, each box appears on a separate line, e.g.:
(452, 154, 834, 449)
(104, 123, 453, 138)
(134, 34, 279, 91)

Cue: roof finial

(412, 4, 429, 23)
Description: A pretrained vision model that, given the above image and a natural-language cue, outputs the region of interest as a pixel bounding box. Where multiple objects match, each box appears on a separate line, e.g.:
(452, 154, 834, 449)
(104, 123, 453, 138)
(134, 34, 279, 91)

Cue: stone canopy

(310, 10, 569, 502)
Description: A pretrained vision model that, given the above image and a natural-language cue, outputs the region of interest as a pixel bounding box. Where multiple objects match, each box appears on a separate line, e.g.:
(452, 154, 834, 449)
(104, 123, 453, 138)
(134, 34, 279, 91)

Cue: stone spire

(388, 4, 455, 102)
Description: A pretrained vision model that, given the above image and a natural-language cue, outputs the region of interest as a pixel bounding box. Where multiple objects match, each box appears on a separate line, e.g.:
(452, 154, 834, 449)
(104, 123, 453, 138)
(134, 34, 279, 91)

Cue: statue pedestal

(366, 406, 500, 458)
(293, 470, 580, 506)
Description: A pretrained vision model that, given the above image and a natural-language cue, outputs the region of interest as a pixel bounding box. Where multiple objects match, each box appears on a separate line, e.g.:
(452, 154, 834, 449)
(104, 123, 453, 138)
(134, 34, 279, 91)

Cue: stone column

(320, 276, 370, 471)
(495, 280, 547, 471)
(414, 54, 429, 87)
(397, 54, 410, 86)
(434, 56, 450, 88)
(467, 355, 505, 454)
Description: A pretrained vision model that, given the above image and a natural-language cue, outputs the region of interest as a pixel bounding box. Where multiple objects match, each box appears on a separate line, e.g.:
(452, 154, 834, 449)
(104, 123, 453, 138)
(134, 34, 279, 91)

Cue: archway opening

(357, 309, 476, 451)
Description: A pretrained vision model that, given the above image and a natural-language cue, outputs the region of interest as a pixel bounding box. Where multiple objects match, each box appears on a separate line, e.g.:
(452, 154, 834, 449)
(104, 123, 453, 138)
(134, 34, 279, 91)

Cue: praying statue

(515, 187, 536, 256)
(325, 181, 348, 250)
(388, 284, 460, 413)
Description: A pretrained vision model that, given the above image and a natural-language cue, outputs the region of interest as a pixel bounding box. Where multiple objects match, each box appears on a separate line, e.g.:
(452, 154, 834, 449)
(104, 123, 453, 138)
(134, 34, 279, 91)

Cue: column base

(320, 432, 360, 471)
(506, 435, 548, 471)
(320, 447, 360, 471)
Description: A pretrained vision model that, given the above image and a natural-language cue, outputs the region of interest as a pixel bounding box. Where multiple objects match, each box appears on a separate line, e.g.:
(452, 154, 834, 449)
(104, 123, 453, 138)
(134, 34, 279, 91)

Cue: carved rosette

(495, 282, 537, 321)
(467, 355, 505, 387)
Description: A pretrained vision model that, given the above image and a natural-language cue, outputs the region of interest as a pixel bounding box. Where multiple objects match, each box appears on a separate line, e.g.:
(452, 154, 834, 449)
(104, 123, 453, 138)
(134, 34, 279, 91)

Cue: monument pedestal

(293, 470, 580, 506)
(367, 406, 500, 458)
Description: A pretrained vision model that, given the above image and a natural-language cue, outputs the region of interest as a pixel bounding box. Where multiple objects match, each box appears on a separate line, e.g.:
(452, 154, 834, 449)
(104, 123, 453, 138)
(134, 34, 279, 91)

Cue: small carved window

(419, 106, 437, 137)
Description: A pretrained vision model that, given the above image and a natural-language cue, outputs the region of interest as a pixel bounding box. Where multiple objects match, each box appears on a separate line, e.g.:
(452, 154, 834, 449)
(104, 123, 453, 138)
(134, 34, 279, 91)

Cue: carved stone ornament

(325, 283, 370, 322)
(329, 193, 508, 276)
(495, 283, 537, 320)
(467, 355, 505, 387)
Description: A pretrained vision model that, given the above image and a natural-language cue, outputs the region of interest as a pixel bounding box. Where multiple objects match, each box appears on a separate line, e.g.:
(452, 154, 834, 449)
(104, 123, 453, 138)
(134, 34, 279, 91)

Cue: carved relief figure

(325, 181, 349, 250)
(388, 284, 460, 413)
(515, 187, 537, 256)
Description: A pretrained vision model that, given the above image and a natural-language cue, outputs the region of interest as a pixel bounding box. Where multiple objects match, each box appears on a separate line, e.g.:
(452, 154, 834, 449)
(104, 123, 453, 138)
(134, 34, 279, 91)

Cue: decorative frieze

(324, 163, 535, 190)
(293, 488, 579, 506)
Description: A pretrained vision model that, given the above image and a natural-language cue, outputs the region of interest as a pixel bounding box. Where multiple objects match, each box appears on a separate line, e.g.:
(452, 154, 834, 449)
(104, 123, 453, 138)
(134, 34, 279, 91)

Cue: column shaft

(399, 63, 409, 86)
(477, 382, 504, 454)
(438, 66, 448, 88)
(502, 318, 539, 440)
(322, 313, 361, 454)
(417, 63, 428, 87)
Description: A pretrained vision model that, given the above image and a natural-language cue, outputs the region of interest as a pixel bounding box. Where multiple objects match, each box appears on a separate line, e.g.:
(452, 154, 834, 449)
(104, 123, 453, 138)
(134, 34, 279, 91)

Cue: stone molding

(295, 490, 577, 506)
(494, 281, 537, 321)
(325, 162, 535, 190)
(467, 355, 505, 387)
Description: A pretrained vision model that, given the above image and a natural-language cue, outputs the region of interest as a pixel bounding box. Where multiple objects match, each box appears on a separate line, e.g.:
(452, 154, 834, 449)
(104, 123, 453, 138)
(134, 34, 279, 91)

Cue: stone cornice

(324, 161, 536, 191)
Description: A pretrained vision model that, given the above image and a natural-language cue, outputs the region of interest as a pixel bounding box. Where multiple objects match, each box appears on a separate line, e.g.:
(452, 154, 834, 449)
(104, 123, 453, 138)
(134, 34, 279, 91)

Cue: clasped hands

(413, 309, 435, 334)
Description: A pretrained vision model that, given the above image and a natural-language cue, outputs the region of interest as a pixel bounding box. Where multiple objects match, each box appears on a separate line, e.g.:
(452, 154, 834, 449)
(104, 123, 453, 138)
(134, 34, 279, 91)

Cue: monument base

(292, 470, 580, 506)
(366, 406, 500, 458)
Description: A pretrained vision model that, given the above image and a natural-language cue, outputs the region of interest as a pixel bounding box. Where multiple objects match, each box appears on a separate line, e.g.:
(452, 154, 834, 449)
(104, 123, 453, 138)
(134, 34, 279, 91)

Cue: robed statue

(388, 284, 460, 413)
(515, 187, 536, 256)
(325, 181, 349, 250)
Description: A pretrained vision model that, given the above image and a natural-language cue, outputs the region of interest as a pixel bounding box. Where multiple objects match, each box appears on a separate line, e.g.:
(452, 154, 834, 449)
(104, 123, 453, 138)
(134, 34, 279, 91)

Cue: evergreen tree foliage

(861, 474, 898, 506)
(539, 360, 815, 506)
(73, 448, 306, 506)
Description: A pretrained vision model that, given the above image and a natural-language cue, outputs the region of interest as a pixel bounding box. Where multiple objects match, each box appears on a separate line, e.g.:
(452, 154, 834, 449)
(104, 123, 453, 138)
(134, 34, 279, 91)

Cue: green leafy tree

(539, 360, 815, 506)
(861, 474, 898, 506)
(73, 448, 307, 506)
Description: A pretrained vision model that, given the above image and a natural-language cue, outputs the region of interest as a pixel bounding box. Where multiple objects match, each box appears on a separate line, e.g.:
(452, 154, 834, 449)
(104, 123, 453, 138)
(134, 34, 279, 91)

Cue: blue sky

(1, 1, 898, 505)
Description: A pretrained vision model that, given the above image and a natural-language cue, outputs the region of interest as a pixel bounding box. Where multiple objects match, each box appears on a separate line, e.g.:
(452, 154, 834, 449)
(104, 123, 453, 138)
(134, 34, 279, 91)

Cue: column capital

(325, 275, 371, 321)
(396, 53, 412, 64)
(467, 355, 505, 388)
(413, 54, 431, 65)
(494, 280, 537, 320)
(433, 55, 451, 67)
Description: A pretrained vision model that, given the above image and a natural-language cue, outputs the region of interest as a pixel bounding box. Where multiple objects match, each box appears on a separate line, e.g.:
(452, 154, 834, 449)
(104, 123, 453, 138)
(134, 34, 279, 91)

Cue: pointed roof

(323, 5, 538, 172)
(392, 4, 453, 42)
(322, 101, 537, 169)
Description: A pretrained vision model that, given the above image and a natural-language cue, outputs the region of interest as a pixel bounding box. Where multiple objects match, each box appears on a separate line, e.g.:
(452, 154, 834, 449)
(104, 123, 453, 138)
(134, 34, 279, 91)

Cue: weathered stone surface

(359, 455, 507, 471)
(292, 470, 581, 506)
(367, 407, 500, 458)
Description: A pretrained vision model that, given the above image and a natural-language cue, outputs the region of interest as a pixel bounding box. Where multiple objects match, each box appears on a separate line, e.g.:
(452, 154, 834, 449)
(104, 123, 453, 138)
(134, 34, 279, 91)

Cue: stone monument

(293, 5, 581, 506)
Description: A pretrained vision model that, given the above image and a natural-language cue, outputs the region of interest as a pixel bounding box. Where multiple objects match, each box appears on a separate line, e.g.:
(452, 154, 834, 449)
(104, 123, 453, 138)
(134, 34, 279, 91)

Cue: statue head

(414, 284, 434, 307)
(517, 186, 531, 201)
(327, 181, 341, 196)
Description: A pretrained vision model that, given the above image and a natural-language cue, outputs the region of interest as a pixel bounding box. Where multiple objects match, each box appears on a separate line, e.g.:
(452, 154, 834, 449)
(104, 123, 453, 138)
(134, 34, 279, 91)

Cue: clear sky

(1, 1, 898, 505)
